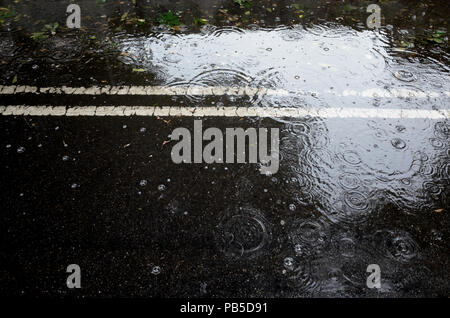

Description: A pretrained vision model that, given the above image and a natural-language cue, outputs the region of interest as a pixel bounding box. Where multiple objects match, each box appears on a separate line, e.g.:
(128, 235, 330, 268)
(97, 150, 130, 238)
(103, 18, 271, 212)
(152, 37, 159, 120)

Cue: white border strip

(0, 106, 448, 119)
(0, 85, 449, 98)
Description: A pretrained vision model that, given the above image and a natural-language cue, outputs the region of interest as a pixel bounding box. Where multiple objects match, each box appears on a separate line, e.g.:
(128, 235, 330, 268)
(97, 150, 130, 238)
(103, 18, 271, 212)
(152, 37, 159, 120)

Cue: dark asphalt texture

(1, 115, 449, 297)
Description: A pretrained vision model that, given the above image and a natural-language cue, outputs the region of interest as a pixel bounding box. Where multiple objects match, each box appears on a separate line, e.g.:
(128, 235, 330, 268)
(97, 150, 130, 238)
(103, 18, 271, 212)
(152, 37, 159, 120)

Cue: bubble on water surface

(393, 70, 416, 82)
(391, 138, 406, 150)
(284, 257, 294, 269)
(373, 230, 420, 263)
(151, 266, 161, 275)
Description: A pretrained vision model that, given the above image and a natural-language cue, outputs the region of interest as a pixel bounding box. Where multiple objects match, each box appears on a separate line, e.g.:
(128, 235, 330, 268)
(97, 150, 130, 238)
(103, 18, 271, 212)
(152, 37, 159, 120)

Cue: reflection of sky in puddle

(279, 117, 449, 224)
(116, 24, 449, 228)
(0, 4, 448, 293)
(116, 24, 450, 110)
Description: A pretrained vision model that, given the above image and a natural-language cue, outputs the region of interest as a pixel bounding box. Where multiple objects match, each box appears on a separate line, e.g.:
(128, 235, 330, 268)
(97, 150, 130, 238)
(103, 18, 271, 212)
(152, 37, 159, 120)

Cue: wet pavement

(0, 0, 449, 297)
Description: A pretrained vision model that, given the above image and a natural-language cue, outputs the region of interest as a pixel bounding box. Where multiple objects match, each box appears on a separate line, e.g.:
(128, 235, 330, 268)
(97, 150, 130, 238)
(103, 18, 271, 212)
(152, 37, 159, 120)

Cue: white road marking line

(0, 85, 449, 98)
(0, 106, 448, 119)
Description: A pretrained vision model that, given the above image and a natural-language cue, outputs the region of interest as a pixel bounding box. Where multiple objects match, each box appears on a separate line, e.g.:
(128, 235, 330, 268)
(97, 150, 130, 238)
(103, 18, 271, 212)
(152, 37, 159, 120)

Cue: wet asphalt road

(0, 0, 449, 297)
(1, 114, 448, 297)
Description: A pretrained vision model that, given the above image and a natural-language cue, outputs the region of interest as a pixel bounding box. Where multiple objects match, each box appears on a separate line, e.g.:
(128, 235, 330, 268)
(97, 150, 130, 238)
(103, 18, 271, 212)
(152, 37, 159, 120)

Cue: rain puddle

(0, 0, 448, 297)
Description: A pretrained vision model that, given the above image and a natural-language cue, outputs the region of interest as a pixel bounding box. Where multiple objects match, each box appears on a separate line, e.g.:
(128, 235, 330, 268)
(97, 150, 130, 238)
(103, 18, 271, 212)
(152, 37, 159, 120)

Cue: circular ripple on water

(208, 26, 246, 37)
(282, 252, 323, 294)
(288, 219, 329, 252)
(429, 137, 445, 149)
(372, 230, 420, 263)
(162, 48, 183, 64)
(324, 190, 374, 225)
(419, 163, 436, 177)
(392, 70, 417, 82)
(391, 138, 407, 150)
(252, 68, 289, 107)
(115, 34, 152, 66)
(331, 234, 357, 258)
(282, 117, 328, 149)
(344, 191, 370, 211)
(301, 147, 335, 171)
(304, 23, 357, 38)
(215, 208, 271, 259)
(279, 171, 315, 207)
(299, 118, 330, 150)
(338, 173, 361, 190)
(183, 68, 255, 103)
(341, 149, 362, 166)
(422, 181, 443, 199)
(280, 25, 305, 41)
(367, 122, 389, 141)
(434, 121, 450, 140)
(286, 121, 311, 138)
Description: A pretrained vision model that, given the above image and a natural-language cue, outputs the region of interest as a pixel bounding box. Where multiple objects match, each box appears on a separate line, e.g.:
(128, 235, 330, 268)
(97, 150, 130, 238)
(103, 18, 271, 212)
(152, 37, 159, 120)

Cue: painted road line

(0, 106, 449, 119)
(0, 85, 449, 98)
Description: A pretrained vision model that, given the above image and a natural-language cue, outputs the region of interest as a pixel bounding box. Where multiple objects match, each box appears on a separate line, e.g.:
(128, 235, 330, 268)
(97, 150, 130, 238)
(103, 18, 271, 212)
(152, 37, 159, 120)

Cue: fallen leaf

(434, 209, 443, 213)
